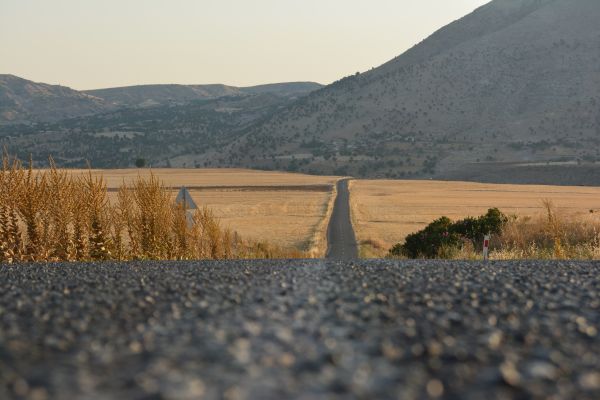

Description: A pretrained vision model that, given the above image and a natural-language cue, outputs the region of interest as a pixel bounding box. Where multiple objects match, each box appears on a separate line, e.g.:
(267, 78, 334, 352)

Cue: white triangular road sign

(175, 187, 198, 210)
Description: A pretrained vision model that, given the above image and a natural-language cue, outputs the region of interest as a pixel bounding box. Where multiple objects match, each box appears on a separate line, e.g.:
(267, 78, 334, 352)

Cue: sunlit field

(79, 168, 338, 188)
(350, 180, 600, 257)
(75, 169, 339, 255)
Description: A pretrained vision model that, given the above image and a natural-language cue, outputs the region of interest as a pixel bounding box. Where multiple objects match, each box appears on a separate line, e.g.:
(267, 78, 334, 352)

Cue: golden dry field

(70, 169, 340, 255)
(76, 168, 337, 188)
(350, 180, 600, 257)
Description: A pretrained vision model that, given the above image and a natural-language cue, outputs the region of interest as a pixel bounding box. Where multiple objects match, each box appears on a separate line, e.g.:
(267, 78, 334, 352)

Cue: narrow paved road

(326, 179, 359, 259)
(1, 261, 599, 399)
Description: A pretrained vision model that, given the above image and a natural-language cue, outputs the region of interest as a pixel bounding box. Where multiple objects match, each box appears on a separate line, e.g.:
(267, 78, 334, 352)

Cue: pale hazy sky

(0, 0, 488, 90)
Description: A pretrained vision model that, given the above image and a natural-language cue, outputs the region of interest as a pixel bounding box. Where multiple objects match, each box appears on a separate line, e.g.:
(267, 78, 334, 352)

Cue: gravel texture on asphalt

(1, 260, 599, 400)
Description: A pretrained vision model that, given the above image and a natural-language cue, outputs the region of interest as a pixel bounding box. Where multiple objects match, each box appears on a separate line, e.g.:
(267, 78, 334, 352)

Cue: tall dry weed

(0, 153, 24, 262)
(121, 173, 173, 259)
(0, 153, 304, 263)
(18, 159, 48, 260)
(46, 158, 75, 260)
(493, 200, 600, 260)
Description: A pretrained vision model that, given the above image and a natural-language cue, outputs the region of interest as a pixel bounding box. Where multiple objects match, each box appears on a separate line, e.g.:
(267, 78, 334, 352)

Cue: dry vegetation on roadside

(183, 189, 333, 256)
(489, 201, 600, 260)
(388, 202, 600, 260)
(0, 156, 308, 263)
(75, 168, 338, 255)
(351, 180, 600, 259)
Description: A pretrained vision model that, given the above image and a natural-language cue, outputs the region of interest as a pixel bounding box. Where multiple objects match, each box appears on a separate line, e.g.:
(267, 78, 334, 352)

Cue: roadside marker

(175, 187, 198, 210)
(175, 187, 198, 227)
(483, 234, 491, 261)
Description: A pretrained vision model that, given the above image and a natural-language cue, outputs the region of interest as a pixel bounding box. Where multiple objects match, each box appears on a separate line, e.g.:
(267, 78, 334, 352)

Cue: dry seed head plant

(0, 154, 305, 263)
(490, 201, 600, 260)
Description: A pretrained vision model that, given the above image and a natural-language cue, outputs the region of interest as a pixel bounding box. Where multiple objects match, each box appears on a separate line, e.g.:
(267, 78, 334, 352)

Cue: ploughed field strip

(1, 261, 599, 399)
(106, 185, 334, 193)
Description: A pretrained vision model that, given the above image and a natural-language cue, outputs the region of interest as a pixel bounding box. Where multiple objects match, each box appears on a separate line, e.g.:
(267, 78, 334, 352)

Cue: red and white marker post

(483, 234, 491, 261)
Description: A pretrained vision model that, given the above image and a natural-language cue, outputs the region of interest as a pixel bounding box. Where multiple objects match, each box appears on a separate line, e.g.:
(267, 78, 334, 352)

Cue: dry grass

(71, 168, 339, 256)
(1, 157, 328, 262)
(306, 183, 337, 257)
(488, 201, 600, 260)
(350, 180, 600, 258)
(6, 167, 339, 259)
(183, 189, 334, 254)
(448, 203, 600, 260)
(73, 168, 339, 188)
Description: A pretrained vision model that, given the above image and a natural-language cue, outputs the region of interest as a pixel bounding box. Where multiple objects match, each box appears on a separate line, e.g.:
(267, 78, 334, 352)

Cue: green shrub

(391, 216, 462, 258)
(451, 208, 508, 248)
(390, 208, 508, 259)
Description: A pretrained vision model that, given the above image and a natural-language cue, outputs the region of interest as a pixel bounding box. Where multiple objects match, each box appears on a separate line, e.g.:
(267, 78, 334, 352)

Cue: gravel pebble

(1, 260, 599, 399)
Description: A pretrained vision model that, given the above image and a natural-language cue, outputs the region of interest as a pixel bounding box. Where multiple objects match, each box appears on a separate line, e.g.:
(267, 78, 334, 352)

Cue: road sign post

(483, 234, 491, 261)
(175, 187, 198, 227)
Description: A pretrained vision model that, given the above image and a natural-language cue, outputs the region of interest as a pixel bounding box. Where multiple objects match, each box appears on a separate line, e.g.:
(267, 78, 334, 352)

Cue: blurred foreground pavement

(1, 260, 599, 399)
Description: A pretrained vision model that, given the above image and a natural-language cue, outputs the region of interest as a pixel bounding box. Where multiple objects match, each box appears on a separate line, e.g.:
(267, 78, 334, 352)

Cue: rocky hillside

(0, 74, 113, 123)
(205, 0, 600, 182)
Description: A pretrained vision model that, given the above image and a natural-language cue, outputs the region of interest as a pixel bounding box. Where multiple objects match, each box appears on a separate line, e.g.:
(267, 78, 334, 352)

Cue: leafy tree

(135, 158, 146, 168)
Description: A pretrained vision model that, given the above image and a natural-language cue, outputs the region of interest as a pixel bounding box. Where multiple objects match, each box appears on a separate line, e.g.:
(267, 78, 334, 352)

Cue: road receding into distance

(326, 179, 359, 260)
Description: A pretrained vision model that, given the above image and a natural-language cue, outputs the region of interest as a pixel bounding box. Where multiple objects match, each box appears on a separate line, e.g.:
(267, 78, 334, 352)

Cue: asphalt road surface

(1, 260, 599, 400)
(326, 179, 359, 260)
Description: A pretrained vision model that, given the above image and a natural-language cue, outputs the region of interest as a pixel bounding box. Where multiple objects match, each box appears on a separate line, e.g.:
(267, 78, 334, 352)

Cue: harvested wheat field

(350, 180, 600, 257)
(79, 168, 338, 188)
(70, 169, 339, 255)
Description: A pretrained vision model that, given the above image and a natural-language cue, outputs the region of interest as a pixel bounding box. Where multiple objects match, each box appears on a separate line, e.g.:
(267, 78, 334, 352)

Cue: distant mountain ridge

(84, 82, 322, 108)
(0, 75, 323, 123)
(0, 74, 112, 123)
